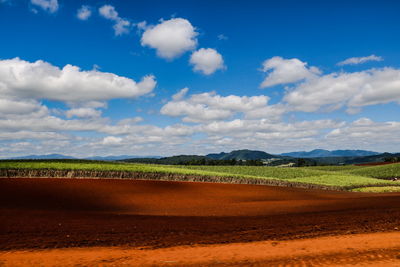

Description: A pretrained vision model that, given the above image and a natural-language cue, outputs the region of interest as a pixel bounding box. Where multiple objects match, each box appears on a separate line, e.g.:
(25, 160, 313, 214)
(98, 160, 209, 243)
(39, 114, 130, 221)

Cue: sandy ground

(1, 178, 400, 266)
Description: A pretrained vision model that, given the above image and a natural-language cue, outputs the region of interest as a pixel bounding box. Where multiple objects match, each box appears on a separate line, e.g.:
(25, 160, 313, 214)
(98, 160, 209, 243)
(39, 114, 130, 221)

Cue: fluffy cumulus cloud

(161, 88, 278, 123)
(190, 48, 225, 75)
(141, 18, 198, 60)
(0, 98, 45, 116)
(337, 55, 383, 66)
(257, 57, 400, 114)
(31, 0, 58, 13)
(2, 53, 400, 157)
(0, 57, 161, 157)
(283, 67, 400, 113)
(76, 5, 91, 20)
(99, 5, 131, 35)
(0, 58, 156, 103)
(260, 56, 321, 88)
(325, 118, 400, 151)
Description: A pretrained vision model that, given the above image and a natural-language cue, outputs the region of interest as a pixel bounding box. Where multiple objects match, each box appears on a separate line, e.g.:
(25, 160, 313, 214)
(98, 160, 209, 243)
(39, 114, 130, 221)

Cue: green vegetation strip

(346, 163, 400, 179)
(0, 161, 263, 179)
(351, 186, 400, 193)
(1, 160, 399, 191)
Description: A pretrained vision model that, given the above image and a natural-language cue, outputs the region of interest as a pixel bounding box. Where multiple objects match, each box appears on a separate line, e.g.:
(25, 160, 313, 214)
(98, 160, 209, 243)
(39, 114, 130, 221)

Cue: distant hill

(11, 154, 76, 160)
(123, 155, 207, 164)
(281, 149, 379, 158)
(85, 155, 161, 161)
(343, 152, 400, 165)
(8, 150, 397, 166)
(296, 152, 399, 165)
(9, 154, 160, 161)
(207, 149, 280, 160)
(122, 151, 283, 165)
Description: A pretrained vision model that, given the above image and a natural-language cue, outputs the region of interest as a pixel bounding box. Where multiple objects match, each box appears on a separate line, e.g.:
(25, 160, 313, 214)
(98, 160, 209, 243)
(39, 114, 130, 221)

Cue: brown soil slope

(1, 178, 400, 251)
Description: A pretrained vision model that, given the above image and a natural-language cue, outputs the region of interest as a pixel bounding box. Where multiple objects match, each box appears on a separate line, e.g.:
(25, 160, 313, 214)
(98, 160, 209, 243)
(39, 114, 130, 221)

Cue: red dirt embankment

(1, 178, 400, 251)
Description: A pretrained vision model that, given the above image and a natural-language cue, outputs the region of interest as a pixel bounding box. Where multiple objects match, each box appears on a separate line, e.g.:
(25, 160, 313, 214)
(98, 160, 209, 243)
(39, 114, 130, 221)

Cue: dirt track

(1, 178, 400, 265)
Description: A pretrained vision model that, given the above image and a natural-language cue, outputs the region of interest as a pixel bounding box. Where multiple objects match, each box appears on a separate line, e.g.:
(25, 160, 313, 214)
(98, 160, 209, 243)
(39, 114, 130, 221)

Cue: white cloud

(77, 5, 91, 20)
(161, 90, 273, 123)
(161, 101, 233, 122)
(141, 18, 198, 60)
(113, 19, 131, 35)
(260, 56, 321, 88)
(117, 117, 143, 125)
(244, 104, 286, 120)
(283, 67, 400, 112)
(0, 99, 44, 116)
(98, 5, 130, 35)
(0, 58, 156, 103)
(136, 21, 148, 31)
(172, 87, 189, 101)
(101, 136, 123, 145)
(190, 48, 225, 75)
(325, 118, 400, 151)
(337, 55, 383, 66)
(200, 119, 341, 138)
(217, 34, 228, 40)
(66, 108, 101, 118)
(99, 5, 118, 20)
(1, 53, 399, 157)
(189, 92, 268, 112)
(348, 68, 400, 107)
(0, 131, 69, 141)
(31, 0, 58, 13)
(0, 115, 107, 133)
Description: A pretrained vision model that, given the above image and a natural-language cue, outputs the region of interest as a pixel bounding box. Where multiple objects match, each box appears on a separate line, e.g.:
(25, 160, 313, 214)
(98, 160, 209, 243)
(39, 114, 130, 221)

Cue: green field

(351, 186, 400, 193)
(1, 160, 399, 191)
(346, 164, 400, 179)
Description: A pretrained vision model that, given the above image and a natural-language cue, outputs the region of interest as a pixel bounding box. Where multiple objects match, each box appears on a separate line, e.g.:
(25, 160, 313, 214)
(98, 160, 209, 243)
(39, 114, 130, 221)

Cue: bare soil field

(1, 178, 400, 266)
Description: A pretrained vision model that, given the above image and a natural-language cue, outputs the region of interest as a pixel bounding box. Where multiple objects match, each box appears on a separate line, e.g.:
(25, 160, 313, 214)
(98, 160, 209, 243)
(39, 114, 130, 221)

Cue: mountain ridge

(281, 149, 379, 158)
(206, 149, 280, 160)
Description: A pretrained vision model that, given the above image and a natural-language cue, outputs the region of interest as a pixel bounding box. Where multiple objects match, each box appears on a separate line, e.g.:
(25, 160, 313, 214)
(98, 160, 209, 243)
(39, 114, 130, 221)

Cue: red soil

(2, 232, 400, 266)
(1, 178, 400, 265)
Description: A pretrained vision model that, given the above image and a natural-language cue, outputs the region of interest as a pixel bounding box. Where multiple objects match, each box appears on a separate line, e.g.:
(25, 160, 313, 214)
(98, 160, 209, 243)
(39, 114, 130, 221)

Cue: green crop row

(1, 160, 399, 190)
(346, 163, 400, 179)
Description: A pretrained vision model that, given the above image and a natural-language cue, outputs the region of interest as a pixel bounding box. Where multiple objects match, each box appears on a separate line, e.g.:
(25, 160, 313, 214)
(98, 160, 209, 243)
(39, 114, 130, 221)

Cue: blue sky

(0, 0, 399, 157)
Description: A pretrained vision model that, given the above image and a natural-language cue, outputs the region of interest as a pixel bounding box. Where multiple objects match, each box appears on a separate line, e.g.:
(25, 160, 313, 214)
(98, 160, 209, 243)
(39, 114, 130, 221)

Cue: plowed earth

(1, 178, 400, 266)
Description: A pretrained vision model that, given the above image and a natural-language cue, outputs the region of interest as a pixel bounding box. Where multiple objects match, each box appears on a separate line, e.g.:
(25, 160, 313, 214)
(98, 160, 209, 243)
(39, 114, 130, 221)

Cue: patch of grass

(286, 175, 396, 187)
(346, 163, 400, 179)
(351, 186, 400, 193)
(174, 165, 394, 187)
(174, 165, 330, 179)
(306, 165, 365, 172)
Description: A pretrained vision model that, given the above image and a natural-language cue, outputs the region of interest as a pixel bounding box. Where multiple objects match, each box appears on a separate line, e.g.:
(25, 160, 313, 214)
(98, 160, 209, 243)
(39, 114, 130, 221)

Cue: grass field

(1, 160, 399, 191)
